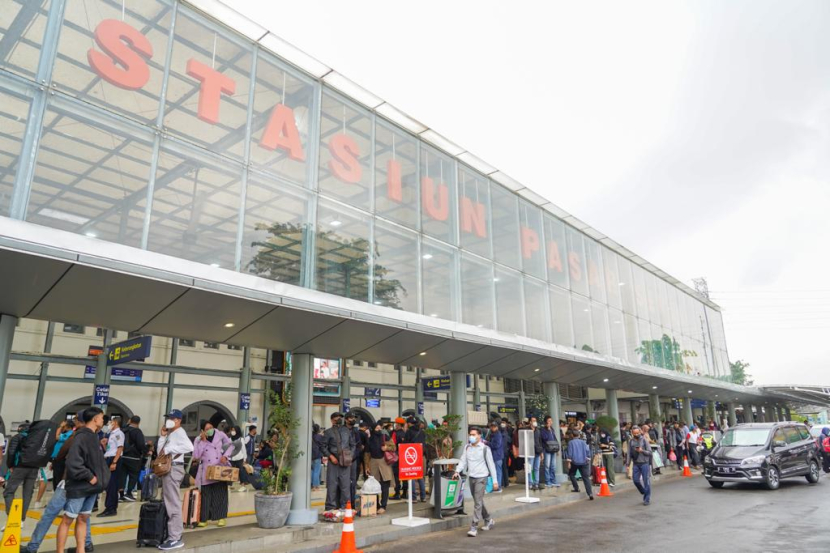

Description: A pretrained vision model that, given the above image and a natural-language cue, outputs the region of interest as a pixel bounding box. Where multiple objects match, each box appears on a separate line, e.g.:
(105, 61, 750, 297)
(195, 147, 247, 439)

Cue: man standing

(98, 417, 124, 517)
(453, 427, 499, 538)
(565, 430, 594, 500)
(321, 412, 355, 512)
(243, 426, 257, 465)
(529, 416, 543, 490)
(390, 418, 406, 500)
(673, 422, 687, 471)
(119, 416, 146, 502)
(402, 417, 427, 502)
(344, 412, 363, 506)
(4, 423, 39, 528)
(598, 428, 616, 487)
(57, 407, 108, 553)
(541, 416, 561, 489)
(156, 409, 194, 551)
(499, 420, 512, 488)
(627, 425, 653, 506)
(486, 420, 504, 491)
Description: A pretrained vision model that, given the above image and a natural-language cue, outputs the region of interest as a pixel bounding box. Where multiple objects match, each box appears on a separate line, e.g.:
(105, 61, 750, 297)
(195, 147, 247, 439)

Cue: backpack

(822, 436, 830, 453)
(17, 420, 58, 468)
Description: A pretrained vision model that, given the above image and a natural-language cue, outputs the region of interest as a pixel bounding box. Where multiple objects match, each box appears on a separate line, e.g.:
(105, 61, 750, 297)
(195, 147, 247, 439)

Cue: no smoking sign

(398, 443, 423, 480)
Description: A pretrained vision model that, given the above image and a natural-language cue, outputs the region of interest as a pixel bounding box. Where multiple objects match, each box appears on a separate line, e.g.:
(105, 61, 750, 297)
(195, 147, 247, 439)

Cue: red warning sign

(3, 535, 17, 547)
(398, 443, 423, 481)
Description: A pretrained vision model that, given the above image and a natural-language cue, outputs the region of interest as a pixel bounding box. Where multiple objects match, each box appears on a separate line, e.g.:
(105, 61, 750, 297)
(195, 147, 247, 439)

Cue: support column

(757, 404, 766, 423)
(450, 372, 468, 457)
(92, 330, 113, 411)
(785, 406, 792, 421)
(33, 322, 55, 420)
(415, 368, 424, 416)
(166, 338, 179, 416)
(605, 389, 621, 444)
(0, 315, 18, 414)
(746, 404, 755, 422)
(682, 397, 694, 426)
(518, 384, 526, 422)
(237, 347, 251, 423)
(287, 353, 316, 525)
(727, 403, 737, 427)
(485, 375, 491, 415)
(397, 365, 403, 415)
(544, 382, 566, 483)
(473, 375, 481, 412)
(629, 400, 638, 425)
(776, 405, 785, 422)
(649, 394, 663, 439)
(706, 401, 716, 425)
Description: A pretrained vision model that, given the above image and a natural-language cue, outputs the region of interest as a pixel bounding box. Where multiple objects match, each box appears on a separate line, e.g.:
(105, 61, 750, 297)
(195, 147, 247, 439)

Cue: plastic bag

(485, 477, 493, 493)
(362, 475, 382, 495)
(668, 449, 677, 462)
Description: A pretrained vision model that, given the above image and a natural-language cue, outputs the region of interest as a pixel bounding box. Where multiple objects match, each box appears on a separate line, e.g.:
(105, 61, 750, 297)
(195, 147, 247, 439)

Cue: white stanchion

(391, 480, 430, 527)
(515, 429, 540, 504)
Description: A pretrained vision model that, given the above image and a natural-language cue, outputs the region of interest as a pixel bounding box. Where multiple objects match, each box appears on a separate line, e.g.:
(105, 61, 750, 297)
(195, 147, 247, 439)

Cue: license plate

(723, 467, 735, 473)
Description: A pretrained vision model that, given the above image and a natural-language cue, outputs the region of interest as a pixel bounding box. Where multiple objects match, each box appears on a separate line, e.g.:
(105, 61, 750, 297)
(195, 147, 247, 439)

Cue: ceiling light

(210, 263, 220, 268)
(534, 368, 541, 372)
(603, 378, 609, 382)
(493, 278, 500, 282)
(652, 386, 658, 389)
(419, 352, 427, 356)
(430, 313, 438, 317)
(688, 390, 693, 394)
(329, 220, 342, 227)
(224, 322, 235, 328)
(85, 232, 97, 238)
(38, 208, 90, 225)
(374, 301, 383, 305)
(422, 253, 433, 260)
(618, 282, 626, 286)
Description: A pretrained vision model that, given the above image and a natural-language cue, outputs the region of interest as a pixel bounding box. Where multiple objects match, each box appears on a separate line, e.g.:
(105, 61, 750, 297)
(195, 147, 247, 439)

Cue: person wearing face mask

(402, 417, 427, 502)
(528, 417, 543, 491)
(193, 421, 235, 527)
(310, 424, 325, 491)
(156, 410, 194, 551)
(626, 425, 652, 505)
(486, 420, 504, 491)
(364, 423, 393, 513)
(228, 426, 250, 492)
(498, 421, 511, 488)
(453, 427, 499, 538)
(343, 413, 363, 507)
(321, 412, 356, 513)
(98, 417, 124, 517)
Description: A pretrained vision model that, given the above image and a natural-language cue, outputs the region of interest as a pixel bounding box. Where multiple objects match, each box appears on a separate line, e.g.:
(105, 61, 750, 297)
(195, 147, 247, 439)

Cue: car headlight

(740, 455, 766, 467)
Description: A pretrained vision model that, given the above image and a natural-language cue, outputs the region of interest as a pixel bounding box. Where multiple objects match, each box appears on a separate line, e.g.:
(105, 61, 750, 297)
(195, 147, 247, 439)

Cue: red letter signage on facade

(387, 159, 402, 202)
(569, 252, 583, 282)
(460, 196, 486, 238)
(259, 104, 305, 161)
(87, 19, 153, 90)
(328, 134, 362, 183)
(421, 177, 449, 221)
(547, 240, 563, 273)
(521, 227, 540, 260)
(588, 261, 601, 288)
(186, 59, 236, 124)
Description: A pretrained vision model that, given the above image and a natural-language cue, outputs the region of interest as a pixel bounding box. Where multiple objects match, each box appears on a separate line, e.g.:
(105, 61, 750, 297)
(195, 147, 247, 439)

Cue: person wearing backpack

(541, 416, 561, 488)
(119, 416, 147, 502)
(4, 420, 56, 528)
(819, 427, 830, 473)
(452, 427, 499, 538)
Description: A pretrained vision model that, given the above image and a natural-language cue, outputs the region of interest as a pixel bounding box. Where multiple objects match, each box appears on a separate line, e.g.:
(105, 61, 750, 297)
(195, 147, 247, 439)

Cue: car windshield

(720, 428, 770, 447)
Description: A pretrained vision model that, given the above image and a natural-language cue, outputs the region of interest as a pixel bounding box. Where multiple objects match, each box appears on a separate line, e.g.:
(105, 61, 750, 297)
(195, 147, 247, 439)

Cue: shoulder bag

(382, 436, 398, 465)
(545, 439, 560, 454)
(152, 441, 172, 477)
(335, 429, 353, 467)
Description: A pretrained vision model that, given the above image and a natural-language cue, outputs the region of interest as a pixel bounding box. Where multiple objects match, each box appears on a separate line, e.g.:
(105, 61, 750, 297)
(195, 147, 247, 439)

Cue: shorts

(64, 495, 96, 519)
(38, 467, 54, 481)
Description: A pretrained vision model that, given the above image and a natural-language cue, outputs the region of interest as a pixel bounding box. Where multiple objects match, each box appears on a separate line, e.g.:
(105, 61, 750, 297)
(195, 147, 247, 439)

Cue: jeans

(632, 463, 651, 503)
(412, 478, 426, 501)
(311, 458, 322, 488)
(103, 457, 121, 512)
(64, 494, 97, 518)
(544, 454, 559, 486)
(27, 486, 93, 552)
(493, 459, 503, 488)
(502, 454, 510, 487)
(530, 455, 541, 486)
(568, 463, 593, 498)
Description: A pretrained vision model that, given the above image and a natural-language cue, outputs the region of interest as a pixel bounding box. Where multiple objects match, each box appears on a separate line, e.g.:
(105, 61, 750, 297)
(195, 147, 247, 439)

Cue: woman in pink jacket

(193, 421, 237, 527)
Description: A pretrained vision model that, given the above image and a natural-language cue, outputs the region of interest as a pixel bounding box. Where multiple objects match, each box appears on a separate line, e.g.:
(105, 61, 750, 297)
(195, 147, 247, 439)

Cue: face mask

(531, 422, 538, 428)
(334, 418, 343, 426)
(165, 419, 175, 429)
(500, 423, 506, 429)
(230, 431, 236, 437)
(206, 429, 215, 437)
(469, 435, 478, 444)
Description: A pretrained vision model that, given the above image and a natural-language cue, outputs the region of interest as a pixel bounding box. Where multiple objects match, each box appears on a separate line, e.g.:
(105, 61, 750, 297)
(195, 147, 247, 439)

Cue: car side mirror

(772, 440, 786, 449)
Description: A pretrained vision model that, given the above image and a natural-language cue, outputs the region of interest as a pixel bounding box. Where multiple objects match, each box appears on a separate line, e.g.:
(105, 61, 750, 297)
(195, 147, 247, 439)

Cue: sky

(235, 1, 830, 386)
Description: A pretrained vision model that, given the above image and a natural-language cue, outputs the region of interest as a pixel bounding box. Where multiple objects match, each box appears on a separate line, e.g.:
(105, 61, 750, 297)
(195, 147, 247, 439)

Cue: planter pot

(254, 492, 293, 529)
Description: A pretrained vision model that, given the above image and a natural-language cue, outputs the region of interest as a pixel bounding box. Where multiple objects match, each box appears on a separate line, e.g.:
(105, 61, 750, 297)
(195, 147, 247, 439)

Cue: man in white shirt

(453, 427, 499, 538)
(157, 409, 193, 551)
(98, 417, 124, 517)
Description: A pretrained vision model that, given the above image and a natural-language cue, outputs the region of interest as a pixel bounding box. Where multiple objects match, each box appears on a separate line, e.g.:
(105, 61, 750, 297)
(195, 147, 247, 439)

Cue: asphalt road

(373, 472, 829, 553)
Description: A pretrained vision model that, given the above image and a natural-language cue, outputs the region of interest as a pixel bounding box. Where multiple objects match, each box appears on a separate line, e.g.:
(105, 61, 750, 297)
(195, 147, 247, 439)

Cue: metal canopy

(0, 218, 809, 405)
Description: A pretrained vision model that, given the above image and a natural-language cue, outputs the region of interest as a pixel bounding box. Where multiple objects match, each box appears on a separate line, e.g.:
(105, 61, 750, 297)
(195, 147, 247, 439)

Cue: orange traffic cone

(333, 502, 363, 553)
(682, 456, 693, 477)
(598, 467, 613, 497)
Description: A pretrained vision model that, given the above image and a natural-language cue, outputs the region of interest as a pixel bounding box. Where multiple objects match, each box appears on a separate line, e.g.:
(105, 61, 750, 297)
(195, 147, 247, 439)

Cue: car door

(770, 428, 789, 473)
(796, 425, 816, 470)
(781, 426, 802, 475)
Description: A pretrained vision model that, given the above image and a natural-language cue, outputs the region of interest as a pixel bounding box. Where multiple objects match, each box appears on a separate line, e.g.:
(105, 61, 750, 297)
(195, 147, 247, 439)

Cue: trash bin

(431, 459, 465, 519)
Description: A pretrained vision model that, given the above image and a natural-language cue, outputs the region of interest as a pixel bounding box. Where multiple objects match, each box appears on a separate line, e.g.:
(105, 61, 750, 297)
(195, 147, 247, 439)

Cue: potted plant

(254, 393, 301, 529)
(425, 414, 464, 460)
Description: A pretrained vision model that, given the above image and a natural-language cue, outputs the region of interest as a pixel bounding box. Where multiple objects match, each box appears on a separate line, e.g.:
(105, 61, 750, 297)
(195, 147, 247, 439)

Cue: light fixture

(38, 208, 90, 225)
(715, 394, 719, 397)
(493, 277, 500, 282)
(652, 386, 658, 389)
(534, 368, 541, 372)
(85, 232, 97, 238)
(419, 352, 427, 356)
(430, 313, 438, 317)
(223, 322, 235, 328)
(210, 263, 220, 268)
(422, 253, 433, 260)
(618, 282, 626, 286)
(329, 220, 342, 227)
(603, 378, 609, 382)
(688, 390, 693, 394)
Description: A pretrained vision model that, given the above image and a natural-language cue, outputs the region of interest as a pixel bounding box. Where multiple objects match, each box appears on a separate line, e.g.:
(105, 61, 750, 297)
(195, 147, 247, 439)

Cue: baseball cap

(166, 409, 184, 420)
(330, 412, 344, 420)
(395, 417, 405, 425)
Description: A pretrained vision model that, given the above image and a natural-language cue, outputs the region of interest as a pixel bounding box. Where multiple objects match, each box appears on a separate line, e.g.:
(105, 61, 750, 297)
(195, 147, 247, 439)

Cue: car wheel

(707, 480, 724, 489)
(765, 465, 780, 490)
(806, 460, 820, 484)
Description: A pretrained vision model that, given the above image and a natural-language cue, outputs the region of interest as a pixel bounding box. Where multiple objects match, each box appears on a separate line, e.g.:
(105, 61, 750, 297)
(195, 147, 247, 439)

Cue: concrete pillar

(605, 389, 621, 444)
(630, 400, 638, 425)
(518, 387, 527, 422)
(340, 362, 350, 411)
(165, 338, 178, 416)
(544, 381, 566, 483)
(0, 315, 18, 414)
(777, 405, 785, 422)
(706, 401, 716, 424)
(747, 404, 756, 422)
(92, 329, 113, 411)
(485, 375, 491, 415)
(649, 394, 663, 439)
(450, 372, 469, 457)
(397, 365, 403, 415)
(33, 322, 55, 420)
(727, 403, 737, 427)
(473, 375, 481, 412)
(682, 398, 694, 427)
(785, 406, 792, 421)
(287, 353, 316, 525)
(415, 368, 424, 416)
(757, 404, 766, 423)
(237, 347, 252, 423)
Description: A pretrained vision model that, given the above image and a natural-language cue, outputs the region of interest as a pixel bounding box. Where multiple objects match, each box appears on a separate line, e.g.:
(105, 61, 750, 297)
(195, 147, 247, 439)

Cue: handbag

(668, 449, 677, 462)
(335, 429, 353, 467)
(243, 463, 254, 475)
(382, 436, 398, 464)
(152, 452, 172, 477)
(545, 440, 560, 454)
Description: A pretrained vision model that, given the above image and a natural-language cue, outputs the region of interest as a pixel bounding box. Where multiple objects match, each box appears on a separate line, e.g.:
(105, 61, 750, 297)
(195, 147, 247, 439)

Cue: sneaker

(467, 527, 478, 537)
(158, 540, 184, 551)
(66, 545, 94, 553)
(196, 521, 208, 528)
(122, 494, 136, 502)
(97, 510, 117, 518)
(493, 489, 503, 494)
(589, 496, 595, 500)
(217, 519, 226, 527)
(643, 500, 650, 506)
(550, 483, 561, 488)
(482, 519, 495, 532)
(33, 501, 43, 509)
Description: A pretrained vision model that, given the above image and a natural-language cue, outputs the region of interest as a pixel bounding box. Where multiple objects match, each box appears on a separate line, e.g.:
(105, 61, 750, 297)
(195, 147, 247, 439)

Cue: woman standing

(365, 422, 394, 514)
(193, 421, 235, 527)
(311, 424, 324, 491)
(228, 426, 251, 492)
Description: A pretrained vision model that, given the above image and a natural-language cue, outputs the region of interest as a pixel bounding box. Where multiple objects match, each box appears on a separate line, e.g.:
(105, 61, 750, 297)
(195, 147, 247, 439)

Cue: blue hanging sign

(417, 401, 424, 415)
(93, 384, 110, 406)
(342, 398, 351, 413)
(239, 393, 251, 411)
(107, 336, 152, 366)
(366, 399, 381, 408)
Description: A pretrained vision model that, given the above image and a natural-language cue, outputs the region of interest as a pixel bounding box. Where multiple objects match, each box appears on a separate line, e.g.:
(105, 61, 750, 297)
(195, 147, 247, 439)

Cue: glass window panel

(495, 267, 524, 335)
(602, 248, 622, 310)
(147, 141, 242, 268)
(618, 257, 636, 315)
(422, 238, 457, 321)
(651, 323, 667, 369)
(375, 122, 418, 229)
(53, 0, 173, 126)
(572, 294, 593, 352)
(608, 307, 626, 359)
(490, 182, 519, 268)
(543, 215, 569, 290)
(646, 273, 661, 325)
(0, 0, 51, 79)
(315, 199, 371, 301)
(26, 98, 153, 247)
(318, 90, 372, 210)
(591, 302, 610, 355)
(662, 329, 686, 372)
(524, 277, 549, 341)
(623, 313, 639, 363)
(637, 318, 652, 366)
(0, 82, 32, 217)
(420, 145, 456, 244)
(457, 166, 491, 258)
(688, 339, 703, 376)
(461, 253, 494, 329)
(519, 200, 545, 279)
(632, 265, 649, 319)
(585, 238, 606, 303)
(549, 286, 573, 348)
(566, 226, 588, 297)
(658, 280, 671, 329)
(241, 173, 310, 287)
(669, 288, 682, 337)
(163, 7, 252, 159)
(373, 220, 419, 313)
(249, 52, 316, 187)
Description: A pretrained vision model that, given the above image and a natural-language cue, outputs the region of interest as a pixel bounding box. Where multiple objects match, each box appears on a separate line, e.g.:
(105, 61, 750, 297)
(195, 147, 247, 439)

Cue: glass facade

(0, 0, 730, 381)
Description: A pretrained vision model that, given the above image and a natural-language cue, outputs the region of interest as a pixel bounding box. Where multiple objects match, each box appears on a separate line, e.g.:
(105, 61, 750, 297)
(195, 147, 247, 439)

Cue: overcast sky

(237, 1, 830, 386)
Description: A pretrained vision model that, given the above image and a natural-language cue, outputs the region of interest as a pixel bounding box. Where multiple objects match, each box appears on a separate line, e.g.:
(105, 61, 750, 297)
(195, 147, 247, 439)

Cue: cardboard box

(358, 494, 377, 517)
(206, 465, 239, 482)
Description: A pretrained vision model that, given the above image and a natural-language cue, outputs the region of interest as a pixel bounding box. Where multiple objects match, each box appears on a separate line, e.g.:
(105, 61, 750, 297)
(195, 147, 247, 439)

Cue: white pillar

(605, 389, 621, 444)
(287, 353, 317, 525)
(649, 394, 663, 439)
(544, 382, 566, 483)
(450, 372, 468, 457)
(727, 403, 737, 427)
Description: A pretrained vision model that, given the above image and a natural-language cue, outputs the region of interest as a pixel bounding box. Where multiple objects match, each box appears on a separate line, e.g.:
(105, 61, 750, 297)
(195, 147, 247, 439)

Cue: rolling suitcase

(591, 465, 602, 486)
(141, 472, 159, 501)
(136, 500, 168, 547)
(182, 487, 201, 529)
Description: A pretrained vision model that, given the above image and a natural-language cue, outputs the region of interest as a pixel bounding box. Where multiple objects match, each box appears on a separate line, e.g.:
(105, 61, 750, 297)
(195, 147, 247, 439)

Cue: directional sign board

(342, 398, 351, 413)
(498, 405, 518, 414)
(93, 384, 110, 406)
(239, 393, 251, 411)
(417, 401, 424, 415)
(84, 366, 143, 382)
(398, 443, 423, 480)
(365, 387, 381, 398)
(366, 399, 381, 408)
(106, 336, 152, 366)
(423, 376, 451, 391)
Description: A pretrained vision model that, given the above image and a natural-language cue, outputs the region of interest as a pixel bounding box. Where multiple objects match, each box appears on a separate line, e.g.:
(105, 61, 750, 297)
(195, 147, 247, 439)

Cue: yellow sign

(0, 499, 22, 553)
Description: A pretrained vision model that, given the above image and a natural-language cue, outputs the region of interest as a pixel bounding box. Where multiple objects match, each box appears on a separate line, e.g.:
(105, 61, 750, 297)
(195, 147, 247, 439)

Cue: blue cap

(166, 409, 184, 420)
